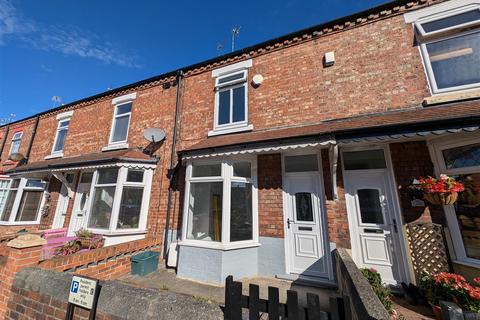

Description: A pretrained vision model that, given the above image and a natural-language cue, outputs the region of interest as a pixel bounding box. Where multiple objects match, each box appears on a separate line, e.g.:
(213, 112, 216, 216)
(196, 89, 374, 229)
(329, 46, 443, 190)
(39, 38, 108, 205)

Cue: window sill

(44, 153, 63, 160)
(452, 259, 480, 269)
(0, 221, 40, 226)
(102, 143, 129, 152)
(86, 229, 147, 236)
(423, 88, 480, 106)
(178, 240, 261, 251)
(208, 124, 253, 137)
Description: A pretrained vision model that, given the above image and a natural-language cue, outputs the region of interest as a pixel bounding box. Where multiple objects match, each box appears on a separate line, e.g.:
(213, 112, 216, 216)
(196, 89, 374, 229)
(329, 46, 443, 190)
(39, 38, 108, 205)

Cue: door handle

(389, 219, 398, 233)
(287, 218, 292, 229)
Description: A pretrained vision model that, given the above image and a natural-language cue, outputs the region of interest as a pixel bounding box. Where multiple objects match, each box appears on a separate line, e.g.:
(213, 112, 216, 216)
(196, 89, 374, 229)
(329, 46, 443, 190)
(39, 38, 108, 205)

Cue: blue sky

(0, 0, 388, 122)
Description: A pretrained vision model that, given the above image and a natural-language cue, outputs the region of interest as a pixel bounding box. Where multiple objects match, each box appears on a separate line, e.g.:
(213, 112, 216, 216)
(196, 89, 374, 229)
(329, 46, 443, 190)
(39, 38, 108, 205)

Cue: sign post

(66, 275, 101, 320)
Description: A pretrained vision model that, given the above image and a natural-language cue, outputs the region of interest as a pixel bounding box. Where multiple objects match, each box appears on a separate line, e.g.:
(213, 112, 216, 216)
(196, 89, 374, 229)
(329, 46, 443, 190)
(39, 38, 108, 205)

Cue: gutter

(163, 70, 184, 258)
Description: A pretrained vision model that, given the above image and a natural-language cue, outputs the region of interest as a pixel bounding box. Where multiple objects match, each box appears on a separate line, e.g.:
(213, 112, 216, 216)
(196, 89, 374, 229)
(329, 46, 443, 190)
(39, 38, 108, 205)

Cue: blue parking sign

(70, 281, 79, 293)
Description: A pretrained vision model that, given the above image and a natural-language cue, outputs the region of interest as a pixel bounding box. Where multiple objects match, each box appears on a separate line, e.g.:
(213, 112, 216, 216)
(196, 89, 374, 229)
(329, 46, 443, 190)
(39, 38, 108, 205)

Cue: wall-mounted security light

(252, 74, 264, 87)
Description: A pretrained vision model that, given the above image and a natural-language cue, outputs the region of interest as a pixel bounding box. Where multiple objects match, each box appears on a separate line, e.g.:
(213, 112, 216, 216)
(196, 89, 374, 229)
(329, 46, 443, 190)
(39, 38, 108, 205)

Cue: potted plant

(419, 272, 480, 319)
(54, 240, 81, 256)
(411, 175, 464, 205)
(75, 228, 95, 248)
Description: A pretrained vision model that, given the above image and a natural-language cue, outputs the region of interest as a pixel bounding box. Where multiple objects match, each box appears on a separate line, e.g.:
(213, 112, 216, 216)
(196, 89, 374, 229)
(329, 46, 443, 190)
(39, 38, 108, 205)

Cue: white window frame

(0, 178, 47, 226)
(103, 92, 136, 151)
(84, 165, 153, 235)
(47, 111, 73, 159)
(428, 132, 480, 267)
(0, 179, 11, 219)
(405, 1, 480, 94)
(181, 156, 259, 250)
(209, 60, 253, 136)
(9, 131, 23, 156)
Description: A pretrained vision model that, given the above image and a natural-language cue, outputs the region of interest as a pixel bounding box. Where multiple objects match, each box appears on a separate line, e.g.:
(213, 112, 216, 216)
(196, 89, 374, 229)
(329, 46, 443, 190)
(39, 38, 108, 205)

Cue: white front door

(345, 169, 404, 285)
(283, 154, 330, 279)
(67, 173, 93, 236)
(52, 183, 69, 229)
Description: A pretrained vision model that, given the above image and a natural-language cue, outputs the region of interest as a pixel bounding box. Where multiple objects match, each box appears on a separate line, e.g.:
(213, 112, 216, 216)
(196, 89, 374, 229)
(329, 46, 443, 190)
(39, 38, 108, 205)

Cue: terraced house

(0, 0, 479, 290)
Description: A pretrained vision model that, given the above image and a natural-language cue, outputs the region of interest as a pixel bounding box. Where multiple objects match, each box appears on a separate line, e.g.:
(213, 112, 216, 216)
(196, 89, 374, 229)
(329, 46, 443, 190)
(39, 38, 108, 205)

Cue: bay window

(86, 166, 152, 233)
(432, 136, 480, 265)
(0, 178, 46, 225)
(183, 158, 258, 248)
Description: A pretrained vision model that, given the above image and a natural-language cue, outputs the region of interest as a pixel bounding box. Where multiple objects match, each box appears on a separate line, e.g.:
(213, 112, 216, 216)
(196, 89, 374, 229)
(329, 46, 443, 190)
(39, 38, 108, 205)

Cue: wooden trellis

(406, 222, 451, 281)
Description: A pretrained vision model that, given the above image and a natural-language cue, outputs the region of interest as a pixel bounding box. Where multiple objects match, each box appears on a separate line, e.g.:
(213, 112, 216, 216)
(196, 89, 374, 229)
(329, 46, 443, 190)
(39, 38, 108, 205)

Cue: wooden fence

(224, 276, 345, 320)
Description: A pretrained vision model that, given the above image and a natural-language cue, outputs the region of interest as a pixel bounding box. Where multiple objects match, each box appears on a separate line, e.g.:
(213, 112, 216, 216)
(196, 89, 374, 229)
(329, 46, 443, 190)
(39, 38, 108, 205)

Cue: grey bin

(131, 250, 160, 276)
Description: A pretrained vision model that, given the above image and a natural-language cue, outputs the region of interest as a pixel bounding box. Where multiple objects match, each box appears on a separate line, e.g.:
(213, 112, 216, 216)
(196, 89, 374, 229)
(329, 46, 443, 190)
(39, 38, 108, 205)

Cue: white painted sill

(0, 221, 40, 226)
(178, 240, 261, 251)
(86, 229, 147, 236)
(208, 124, 253, 137)
(452, 259, 480, 269)
(44, 153, 64, 160)
(102, 143, 129, 152)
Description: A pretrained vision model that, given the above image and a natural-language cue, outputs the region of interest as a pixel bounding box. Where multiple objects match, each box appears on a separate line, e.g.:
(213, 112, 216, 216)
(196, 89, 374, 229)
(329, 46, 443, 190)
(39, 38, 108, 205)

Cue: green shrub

(361, 268, 393, 312)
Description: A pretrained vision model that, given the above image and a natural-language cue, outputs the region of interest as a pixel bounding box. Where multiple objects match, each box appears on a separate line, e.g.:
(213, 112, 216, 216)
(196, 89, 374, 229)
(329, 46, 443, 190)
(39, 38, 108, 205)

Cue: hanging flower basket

(424, 192, 458, 205)
(410, 175, 464, 206)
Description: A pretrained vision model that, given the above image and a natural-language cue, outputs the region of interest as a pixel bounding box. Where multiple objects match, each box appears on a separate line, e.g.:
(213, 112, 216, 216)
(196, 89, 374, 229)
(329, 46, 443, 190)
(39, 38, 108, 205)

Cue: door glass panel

(358, 189, 384, 224)
(285, 155, 318, 172)
(295, 193, 314, 222)
(80, 193, 88, 211)
(343, 150, 386, 170)
(442, 142, 480, 169)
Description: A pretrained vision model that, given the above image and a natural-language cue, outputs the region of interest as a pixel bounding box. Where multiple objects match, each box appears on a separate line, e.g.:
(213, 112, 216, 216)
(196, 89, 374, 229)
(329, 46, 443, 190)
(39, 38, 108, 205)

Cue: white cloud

(0, 0, 140, 68)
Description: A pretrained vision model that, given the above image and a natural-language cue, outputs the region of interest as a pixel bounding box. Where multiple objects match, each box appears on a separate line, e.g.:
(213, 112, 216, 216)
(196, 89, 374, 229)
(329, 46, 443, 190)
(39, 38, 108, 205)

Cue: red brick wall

(177, 14, 429, 151)
(0, 119, 37, 172)
(321, 149, 351, 249)
(389, 141, 445, 224)
(257, 154, 284, 238)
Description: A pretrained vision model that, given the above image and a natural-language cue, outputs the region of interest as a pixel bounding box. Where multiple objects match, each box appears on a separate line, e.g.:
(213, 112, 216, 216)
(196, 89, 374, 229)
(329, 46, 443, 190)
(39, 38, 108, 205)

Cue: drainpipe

(163, 70, 184, 258)
(25, 115, 40, 164)
(0, 126, 10, 163)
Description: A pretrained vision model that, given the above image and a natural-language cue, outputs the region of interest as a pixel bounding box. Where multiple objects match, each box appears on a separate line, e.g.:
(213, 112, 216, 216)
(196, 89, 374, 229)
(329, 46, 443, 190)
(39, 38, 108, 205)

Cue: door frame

(67, 171, 93, 235)
(52, 183, 70, 229)
(281, 149, 334, 281)
(341, 144, 411, 284)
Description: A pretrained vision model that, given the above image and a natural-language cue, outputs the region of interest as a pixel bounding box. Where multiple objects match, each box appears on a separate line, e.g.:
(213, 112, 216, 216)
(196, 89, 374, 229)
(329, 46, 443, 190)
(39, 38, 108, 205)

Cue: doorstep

(276, 274, 338, 289)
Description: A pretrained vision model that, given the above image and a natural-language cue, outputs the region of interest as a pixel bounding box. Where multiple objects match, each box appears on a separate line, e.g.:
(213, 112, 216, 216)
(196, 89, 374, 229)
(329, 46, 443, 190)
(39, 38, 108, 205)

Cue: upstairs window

(52, 119, 70, 154)
(415, 6, 480, 93)
(10, 132, 22, 155)
(110, 102, 132, 144)
(209, 60, 253, 136)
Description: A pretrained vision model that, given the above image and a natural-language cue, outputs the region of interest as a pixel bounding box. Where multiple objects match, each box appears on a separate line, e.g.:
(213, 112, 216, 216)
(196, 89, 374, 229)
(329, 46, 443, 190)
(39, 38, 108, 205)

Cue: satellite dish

(143, 128, 166, 143)
(9, 153, 25, 162)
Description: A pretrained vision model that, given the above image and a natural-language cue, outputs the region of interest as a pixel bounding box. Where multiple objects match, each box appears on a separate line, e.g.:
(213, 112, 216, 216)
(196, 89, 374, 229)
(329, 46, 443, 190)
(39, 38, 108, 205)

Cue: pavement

(121, 265, 337, 311)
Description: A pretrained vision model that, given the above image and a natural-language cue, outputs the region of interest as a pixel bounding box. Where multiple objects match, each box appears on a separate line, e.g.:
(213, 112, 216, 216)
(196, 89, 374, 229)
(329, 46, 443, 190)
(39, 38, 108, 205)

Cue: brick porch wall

(389, 141, 445, 224)
(257, 154, 284, 238)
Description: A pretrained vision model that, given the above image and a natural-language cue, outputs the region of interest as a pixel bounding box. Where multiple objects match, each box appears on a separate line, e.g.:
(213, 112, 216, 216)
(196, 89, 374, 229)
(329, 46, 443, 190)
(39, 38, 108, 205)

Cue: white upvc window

(104, 93, 136, 151)
(48, 112, 73, 158)
(10, 132, 23, 155)
(0, 178, 47, 225)
(407, 2, 480, 93)
(86, 166, 153, 234)
(430, 133, 480, 267)
(209, 60, 253, 136)
(181, 157, 259, 250)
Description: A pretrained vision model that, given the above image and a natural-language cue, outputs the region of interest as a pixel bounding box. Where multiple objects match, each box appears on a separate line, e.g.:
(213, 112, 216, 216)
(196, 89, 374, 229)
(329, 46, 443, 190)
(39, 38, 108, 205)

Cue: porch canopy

(6, 149, 158, 176)
(180, 99, 480, 159)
